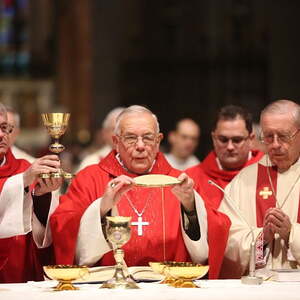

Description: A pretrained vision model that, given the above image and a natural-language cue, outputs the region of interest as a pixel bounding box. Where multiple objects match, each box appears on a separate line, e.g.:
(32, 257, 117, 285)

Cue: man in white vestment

(165, 118, 200, 170)
(219, 99, 300, 278)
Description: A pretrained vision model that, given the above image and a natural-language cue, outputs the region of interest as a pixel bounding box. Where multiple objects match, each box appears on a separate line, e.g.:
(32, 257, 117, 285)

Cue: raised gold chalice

(40, 113, 73, 179)
(101, 216, 139, 289)
(43, 265, 89, 291)
(164, 262, 209, 288)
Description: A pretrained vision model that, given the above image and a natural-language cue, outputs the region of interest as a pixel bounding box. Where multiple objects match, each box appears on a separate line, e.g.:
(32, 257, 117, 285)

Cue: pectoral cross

(131, 216, 149, 236)
(259, 187, 272, 199)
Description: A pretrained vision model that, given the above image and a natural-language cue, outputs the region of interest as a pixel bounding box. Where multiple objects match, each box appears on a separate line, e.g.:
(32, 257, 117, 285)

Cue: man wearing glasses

(51, 105, 230, 279)
(186, 105, 264, 209)
(219, 99, 300, 278)
(0, 103, 62, 283)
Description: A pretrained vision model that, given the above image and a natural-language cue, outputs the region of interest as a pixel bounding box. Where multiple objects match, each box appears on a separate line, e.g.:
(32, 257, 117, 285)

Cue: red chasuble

(186, 150, 264, 209)
(51, 150, 230, 279)
(0, 149, 49, 283)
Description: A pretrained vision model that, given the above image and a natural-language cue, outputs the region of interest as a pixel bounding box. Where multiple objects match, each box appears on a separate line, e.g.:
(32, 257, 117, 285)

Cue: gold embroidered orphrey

(259, 186, 273, 199)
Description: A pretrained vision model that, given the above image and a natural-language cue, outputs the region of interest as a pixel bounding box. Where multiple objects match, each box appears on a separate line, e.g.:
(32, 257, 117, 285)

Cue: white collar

(216, 151, 252, 170)
(0, 156, 6, 167)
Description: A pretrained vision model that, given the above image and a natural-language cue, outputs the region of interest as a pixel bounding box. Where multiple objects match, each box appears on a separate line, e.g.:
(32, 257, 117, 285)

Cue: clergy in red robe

(0, 103, 62, 283)
(219, 100, 300, 278)
(186, 105, 264, 209)
(51, 105, 230, 279)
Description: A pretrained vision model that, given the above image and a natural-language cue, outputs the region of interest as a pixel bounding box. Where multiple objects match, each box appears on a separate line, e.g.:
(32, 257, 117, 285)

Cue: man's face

(212, 118, 253, 170)
(261, 112, 300, 172)
(169, 120, 200, 159)
(0, 113, 10, 159)
(113, 113, 162, 174)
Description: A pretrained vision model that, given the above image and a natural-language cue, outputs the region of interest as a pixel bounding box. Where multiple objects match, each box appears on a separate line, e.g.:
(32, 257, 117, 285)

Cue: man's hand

(34, 177, 63, 196)
(100, 175, 134, 217)
(264, 207, 291, 245)
(23, 155, 61, 188)
(171, 173, 195, 212)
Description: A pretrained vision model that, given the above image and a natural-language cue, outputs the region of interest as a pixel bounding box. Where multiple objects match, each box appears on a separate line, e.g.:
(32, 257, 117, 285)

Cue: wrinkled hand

(264, 207, 292, 244)
(171, 173, 195, 212)
(23, 155, 61, 188)
(100, 175, 134, 217)
(34, 177, 63, 196)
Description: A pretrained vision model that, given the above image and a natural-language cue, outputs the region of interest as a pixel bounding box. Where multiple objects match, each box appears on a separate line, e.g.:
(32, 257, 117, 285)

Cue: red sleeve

(50, 166, 108, 264)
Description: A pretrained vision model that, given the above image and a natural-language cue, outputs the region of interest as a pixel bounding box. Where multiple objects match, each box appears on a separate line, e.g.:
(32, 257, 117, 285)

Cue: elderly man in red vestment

(219, 99, 300, 278)
(0, 103, 62, 282)
(186, 105, 264, 209)
(51, 105, 230, 279)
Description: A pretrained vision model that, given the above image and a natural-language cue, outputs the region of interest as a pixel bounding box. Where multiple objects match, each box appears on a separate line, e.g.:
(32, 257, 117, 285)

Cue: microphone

(208, 180, 263, 285)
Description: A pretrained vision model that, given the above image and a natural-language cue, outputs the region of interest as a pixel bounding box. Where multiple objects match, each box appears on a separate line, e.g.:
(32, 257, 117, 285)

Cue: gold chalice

(40, 113, 73, 179)
(164, 262, 209, 288)
(101, 216, 139, 289)
(43, 265, 89, 291)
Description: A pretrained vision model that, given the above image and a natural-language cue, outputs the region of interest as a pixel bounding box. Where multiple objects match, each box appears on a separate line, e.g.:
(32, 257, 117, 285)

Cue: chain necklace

(266, 155, 300, 209)
(124, 190, 153, 236)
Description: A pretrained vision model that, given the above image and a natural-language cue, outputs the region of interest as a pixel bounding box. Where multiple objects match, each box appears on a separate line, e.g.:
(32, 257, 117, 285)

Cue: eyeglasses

(0, 123, 14, 134)
(260, 129, 300, 145)
(117, 134, 157, 146)
(214, 135, 249, 146)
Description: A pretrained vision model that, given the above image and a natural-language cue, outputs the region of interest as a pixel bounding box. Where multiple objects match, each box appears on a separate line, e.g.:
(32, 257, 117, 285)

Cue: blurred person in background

(165, 118, 200, 170)
(76, 107, 125, 172)
(6, 106, 35, 163)
(252, 122, 267, 153)
(186, 105, 264, 209)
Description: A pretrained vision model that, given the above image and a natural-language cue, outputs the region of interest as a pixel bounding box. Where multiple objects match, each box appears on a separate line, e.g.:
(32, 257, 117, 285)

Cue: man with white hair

(77, 107, 125, 171)
(219, 99, 300, 278)
(0, 103, 62, 282)
(51, 105, 230, 279)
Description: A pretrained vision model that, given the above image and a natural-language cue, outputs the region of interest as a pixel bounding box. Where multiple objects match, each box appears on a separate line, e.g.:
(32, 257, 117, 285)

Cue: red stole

(51, 150, 231, 279)
(255, 164, 300, 227)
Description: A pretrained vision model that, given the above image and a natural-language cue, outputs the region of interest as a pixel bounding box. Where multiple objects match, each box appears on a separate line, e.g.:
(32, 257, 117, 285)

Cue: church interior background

(0, 0, 299, 163)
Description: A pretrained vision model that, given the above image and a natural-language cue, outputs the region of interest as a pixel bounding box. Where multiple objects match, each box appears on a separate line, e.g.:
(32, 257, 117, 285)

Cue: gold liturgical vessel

(43, 265, 89, 291)
(101, 216, 139, 289)
(40, 113, 73, 179)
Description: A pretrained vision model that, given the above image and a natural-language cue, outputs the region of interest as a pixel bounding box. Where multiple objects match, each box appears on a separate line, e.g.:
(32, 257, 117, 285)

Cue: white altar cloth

(0, 280, 299, 300)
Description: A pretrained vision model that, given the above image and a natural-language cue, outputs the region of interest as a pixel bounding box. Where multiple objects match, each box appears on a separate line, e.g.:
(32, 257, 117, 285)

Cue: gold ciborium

(43, 265, 89, 291)
(149, 262, 175, 285)
(164, 262, 209, 288)
(41, 113, 73, 179)
(101, 216, 139, 289)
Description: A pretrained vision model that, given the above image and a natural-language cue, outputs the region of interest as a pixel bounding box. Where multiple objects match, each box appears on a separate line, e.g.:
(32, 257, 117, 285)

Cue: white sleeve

(32, 189, 60, 248)
(0, 173, 32, 238)
(181, 191, 209, 264)
(75, 198, 112, 266)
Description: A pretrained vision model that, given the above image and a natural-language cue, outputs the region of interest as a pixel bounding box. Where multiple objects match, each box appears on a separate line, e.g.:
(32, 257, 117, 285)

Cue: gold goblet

(101, 216, 139, 289)
(43, 265, 89, 291)
(40, 113, 73, 179)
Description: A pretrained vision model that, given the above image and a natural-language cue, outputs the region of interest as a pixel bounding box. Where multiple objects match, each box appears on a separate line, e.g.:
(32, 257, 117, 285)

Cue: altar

(0, 280, 299, 300)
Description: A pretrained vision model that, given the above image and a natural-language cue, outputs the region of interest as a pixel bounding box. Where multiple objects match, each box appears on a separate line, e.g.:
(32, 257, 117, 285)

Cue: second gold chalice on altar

(101, 216, 139, 289)
(43, 265, 89, 291)
(40, 112, 73, 179)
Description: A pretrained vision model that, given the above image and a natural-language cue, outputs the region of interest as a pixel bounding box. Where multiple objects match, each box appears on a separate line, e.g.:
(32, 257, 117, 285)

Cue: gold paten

(133, 174, 181, 187)
(43, 265, 89, 291)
